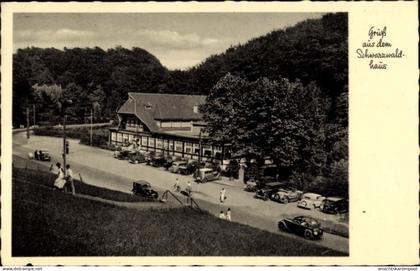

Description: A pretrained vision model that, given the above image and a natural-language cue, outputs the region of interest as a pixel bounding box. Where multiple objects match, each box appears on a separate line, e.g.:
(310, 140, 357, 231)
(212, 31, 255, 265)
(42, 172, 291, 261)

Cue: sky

(14, 13, 324, 70)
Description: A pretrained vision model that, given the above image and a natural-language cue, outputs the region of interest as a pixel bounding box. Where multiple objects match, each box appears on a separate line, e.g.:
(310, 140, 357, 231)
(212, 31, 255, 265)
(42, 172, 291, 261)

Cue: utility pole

(26, 106, 30, 139)
(33, 104, 36, 126)
(90, 107, 93, 146)
(63, 114, 67, 176)
(198, 130, 202, 164)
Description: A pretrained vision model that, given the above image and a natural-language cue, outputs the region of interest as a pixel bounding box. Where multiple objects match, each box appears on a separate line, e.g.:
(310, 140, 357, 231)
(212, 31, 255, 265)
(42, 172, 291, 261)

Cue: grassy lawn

(13, 167, 149, 203)
(12, 179, 345, 256)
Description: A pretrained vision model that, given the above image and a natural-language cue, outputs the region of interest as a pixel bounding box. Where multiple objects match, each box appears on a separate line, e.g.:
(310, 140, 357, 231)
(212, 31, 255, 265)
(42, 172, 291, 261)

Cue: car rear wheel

(279, 222, 288, 232)
(304, 229, 314, 240)
(281, 197, 289, 204)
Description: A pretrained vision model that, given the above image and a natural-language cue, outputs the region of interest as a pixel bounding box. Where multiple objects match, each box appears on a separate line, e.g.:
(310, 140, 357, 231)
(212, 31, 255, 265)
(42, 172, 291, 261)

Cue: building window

(149, 138, 155, 147)
(142, 137, 148, 146)
(111, 132, 116, 141)
(156, 138, 163, 149)
(193, 105, 198, 113)
(116, 133, 123, 143)
(145, 102, 152, 110)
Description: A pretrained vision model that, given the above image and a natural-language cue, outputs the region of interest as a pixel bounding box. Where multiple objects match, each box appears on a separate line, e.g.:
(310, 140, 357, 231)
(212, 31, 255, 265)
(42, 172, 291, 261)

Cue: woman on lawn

(53, 162, 66, 190)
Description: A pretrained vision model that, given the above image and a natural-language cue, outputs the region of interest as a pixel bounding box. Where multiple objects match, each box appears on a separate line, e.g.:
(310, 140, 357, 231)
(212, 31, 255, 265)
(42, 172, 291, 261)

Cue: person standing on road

(186, 180, 192, 195)
(219, 211, 226, 220)
(173, 178, 180, 192)
(65, 164, 75, 195)
(186, 180, 193, 204)
(226, 208, 232, 221)
(220, 187, 226, 203)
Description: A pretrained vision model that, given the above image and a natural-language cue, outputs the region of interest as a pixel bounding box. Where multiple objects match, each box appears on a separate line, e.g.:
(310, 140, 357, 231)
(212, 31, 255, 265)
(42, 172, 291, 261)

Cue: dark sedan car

(179, 160, 200, 175)
(132, 180, 159, 199)
(128, 152, 147, 164)
(34, 149, 51, 161)
(320, 197, 349, 214)
(254, 182, 287, 201)
(278, 216, 323, 240)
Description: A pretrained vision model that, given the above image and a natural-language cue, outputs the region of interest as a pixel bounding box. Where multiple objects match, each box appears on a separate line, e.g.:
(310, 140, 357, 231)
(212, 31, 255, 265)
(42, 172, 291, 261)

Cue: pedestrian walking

(186, 180, 192, 196)
(226, 208, 232, 221)
(65, 164, 75, 195)
(173, 178, 180, 192)
(220, 187, 226, 203)
(219, 211, 226, 220)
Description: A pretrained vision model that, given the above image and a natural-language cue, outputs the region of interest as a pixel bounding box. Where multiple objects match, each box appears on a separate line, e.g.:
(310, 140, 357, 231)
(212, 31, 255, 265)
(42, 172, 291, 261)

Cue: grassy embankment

(12, 168, 346, 256)
(13, 167, 147, 203)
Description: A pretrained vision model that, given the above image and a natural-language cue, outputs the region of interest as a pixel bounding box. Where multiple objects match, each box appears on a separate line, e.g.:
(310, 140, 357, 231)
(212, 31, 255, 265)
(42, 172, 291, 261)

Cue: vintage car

(254, 182, 287, 201)
(131, 180, 159, 199)
(31, 149, 51, 161)
(270, 185, 303, 204)
(297, 193, 326, 210)
(320, 197, 349, 214)
(149, 153, 167, 167)
(128, 152, 147, 164)
(168, 160, 188, 173)
(114, 149, 136, 160)
(194, 168, 221, 183)
(278, 216, 323, 240)
(244, 180, 265, 192)
(179, 160, 200, 175)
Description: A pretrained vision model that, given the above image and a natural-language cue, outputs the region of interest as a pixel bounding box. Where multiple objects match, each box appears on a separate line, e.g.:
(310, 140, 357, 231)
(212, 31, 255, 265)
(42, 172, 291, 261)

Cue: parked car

(244, 180, 265, 192)
(278, 216, 323, 240)
(194, 168, 221, 183)
(149, 153, 167, 167)
(114, 149, 135, 160)
(297, 193, 326, 210)
(179, 160, 200, 175)
(169, 160, 188, 173)
(320, 197, 349, 214)
(270, 185, 303, 204)
(254, 182, 287, 201)
(131, 180, 159, 199)
(128, 152, 147, 164)
(31, 149, 51, 161)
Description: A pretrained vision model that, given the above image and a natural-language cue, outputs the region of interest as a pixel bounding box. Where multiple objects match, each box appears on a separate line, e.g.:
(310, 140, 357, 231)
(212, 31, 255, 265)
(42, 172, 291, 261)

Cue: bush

(33, 126, 110, 149)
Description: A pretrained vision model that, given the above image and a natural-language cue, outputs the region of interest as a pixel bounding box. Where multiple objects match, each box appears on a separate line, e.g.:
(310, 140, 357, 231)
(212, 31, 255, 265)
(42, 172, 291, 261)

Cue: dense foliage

(33, 126, 110, 149)
(201, 74, 347, 196)
(13, 13, 347, 126)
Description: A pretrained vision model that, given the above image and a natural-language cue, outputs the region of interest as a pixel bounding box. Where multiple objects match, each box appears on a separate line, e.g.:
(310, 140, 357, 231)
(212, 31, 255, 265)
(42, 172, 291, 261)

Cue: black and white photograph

(10, 11, 349, 257)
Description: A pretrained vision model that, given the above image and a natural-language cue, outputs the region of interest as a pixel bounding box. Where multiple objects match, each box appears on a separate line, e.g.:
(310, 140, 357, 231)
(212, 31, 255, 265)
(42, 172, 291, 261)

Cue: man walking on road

(220, 187, 226, 203)
(226, 208, 232, 221)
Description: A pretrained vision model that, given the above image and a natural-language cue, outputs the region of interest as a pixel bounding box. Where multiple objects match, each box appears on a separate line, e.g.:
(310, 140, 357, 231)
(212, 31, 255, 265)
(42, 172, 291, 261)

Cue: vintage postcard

(1, 1, 418, 266)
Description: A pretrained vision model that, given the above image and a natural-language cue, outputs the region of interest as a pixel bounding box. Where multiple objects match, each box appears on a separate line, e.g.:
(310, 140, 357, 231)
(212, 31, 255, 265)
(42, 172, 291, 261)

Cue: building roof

(117, 92, 206, 133)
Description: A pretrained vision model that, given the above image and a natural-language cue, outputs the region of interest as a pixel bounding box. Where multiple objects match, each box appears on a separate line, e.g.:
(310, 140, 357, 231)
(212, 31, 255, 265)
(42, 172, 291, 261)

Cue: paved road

(12, 133, 349, 254)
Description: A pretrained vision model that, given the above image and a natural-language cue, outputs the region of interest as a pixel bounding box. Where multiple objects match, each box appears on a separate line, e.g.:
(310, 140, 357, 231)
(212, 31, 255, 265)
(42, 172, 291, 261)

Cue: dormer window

(193, 105, 198, 113)
(145, 102, 152, 110)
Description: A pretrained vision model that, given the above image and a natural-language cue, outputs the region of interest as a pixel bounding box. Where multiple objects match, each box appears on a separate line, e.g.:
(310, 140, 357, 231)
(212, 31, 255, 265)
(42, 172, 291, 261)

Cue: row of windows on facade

(125, 119, 192, 129)
(111, 131, 223, 157)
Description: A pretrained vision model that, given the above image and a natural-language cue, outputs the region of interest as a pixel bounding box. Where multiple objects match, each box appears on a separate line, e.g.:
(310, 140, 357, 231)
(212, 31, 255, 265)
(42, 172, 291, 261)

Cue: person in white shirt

(220, 188, 226, 203)
(65, 164, 75, 194)
(226, 208, 232, 221)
